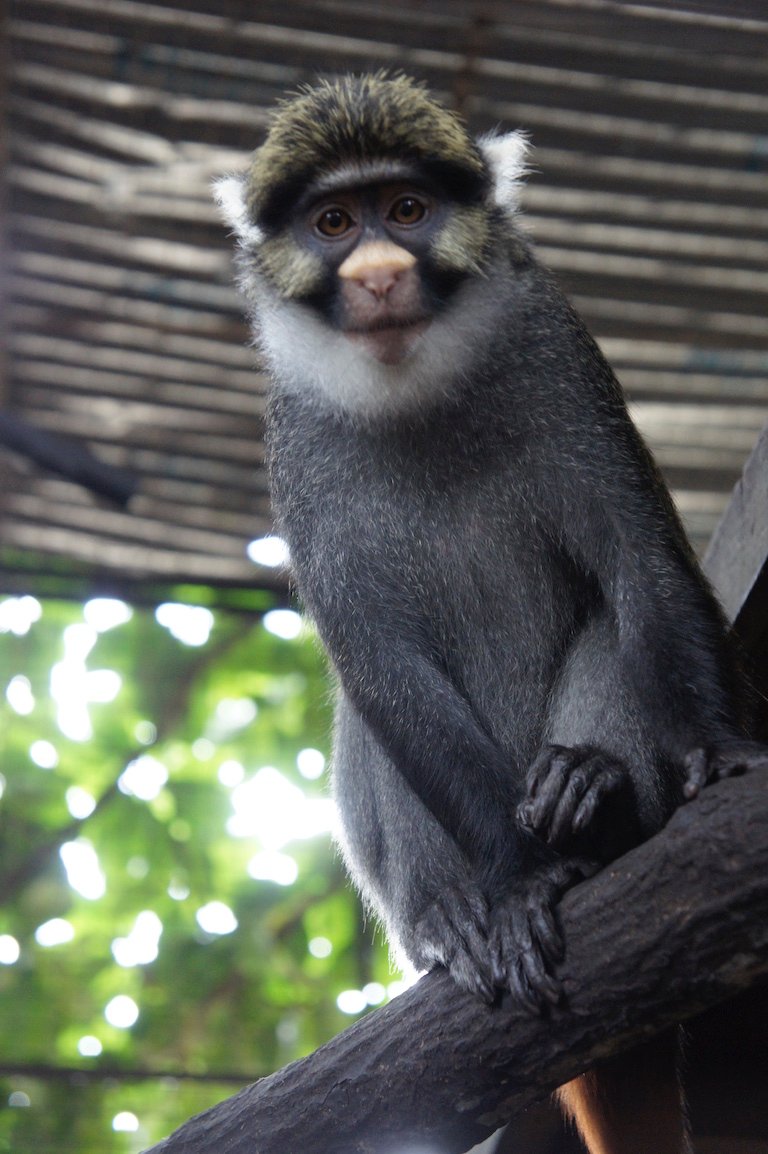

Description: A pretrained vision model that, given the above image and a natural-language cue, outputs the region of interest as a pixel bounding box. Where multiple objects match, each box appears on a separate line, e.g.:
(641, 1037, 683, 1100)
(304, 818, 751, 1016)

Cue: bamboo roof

(3, 0, 768, 607)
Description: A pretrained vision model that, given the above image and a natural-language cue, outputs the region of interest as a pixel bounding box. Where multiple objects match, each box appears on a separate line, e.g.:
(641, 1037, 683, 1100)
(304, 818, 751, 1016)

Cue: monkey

(216, 73, 768, 1154)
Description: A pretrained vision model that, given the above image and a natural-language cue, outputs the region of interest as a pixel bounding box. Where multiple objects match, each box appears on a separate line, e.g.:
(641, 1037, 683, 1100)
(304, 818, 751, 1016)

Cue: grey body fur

(218, 74, 766, 1152)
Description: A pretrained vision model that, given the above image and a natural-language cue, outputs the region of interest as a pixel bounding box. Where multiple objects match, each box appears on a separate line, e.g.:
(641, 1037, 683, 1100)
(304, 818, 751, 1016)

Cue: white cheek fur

(254, 273, 505, 423)
(213, 174, 263, 248)
(215, 129, 528, 421)
(477, 130, 529, 213)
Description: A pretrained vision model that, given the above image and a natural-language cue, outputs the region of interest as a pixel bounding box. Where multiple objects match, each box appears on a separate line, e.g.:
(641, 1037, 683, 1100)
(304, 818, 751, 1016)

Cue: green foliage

(0, 596, 397, 1152)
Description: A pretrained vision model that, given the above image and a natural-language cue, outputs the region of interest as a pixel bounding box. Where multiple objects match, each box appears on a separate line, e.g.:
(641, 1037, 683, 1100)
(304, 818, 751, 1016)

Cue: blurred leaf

(0, 597, 393, 1152)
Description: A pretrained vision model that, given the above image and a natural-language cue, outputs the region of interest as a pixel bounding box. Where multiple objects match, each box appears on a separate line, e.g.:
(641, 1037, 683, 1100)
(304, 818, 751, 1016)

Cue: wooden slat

(704, 421, 768, 637)
(3, 0, 767, 597)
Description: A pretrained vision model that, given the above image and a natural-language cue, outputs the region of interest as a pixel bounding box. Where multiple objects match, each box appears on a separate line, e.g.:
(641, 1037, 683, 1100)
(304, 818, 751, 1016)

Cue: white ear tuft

(477, 130, 529, 212)
(213, 174, 263, 246)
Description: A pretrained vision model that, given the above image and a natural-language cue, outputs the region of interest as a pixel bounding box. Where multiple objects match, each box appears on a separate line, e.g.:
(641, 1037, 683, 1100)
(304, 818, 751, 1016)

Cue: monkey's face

(289, 178, 468, 366)
(215, 74, 530, 418)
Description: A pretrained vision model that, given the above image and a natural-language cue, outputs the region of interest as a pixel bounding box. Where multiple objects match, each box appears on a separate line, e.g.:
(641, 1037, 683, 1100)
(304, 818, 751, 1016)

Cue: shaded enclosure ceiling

(2, 0, 768, 607)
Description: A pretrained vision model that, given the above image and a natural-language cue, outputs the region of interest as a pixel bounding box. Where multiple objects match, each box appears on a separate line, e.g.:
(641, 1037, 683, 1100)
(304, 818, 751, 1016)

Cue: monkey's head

(216, 74, 529, 418)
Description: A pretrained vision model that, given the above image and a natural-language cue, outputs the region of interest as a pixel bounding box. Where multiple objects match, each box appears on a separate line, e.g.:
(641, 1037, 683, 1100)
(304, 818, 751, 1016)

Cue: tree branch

(0, 410, 138, 506)
(143, 767, 768, 1154)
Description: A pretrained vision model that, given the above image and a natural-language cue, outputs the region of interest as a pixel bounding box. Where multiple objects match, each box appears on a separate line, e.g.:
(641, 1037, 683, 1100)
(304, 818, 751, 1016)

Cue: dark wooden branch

(143, 767, 768, 1154)
(142, 429, 768, 1153)
(0, 410, 138, 506)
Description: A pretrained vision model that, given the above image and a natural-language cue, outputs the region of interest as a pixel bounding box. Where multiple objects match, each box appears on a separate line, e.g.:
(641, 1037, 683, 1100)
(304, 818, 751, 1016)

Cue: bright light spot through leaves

(118, 755, 168, 801)
(263, 609, 303, 640)
(0, 596, 41, 635)
(63, 622, 97, 662)
(155, 603, 214, 647)
(192, 737, 215, 761)
(35, 918, 75, 947)
(134, 719, 157, 745)
(30, 739, 58, 769)
(247, 850, 298, 886)
(246, 535, 290, 568)
(195, 901, 238, 936)
(112, 910, 163, 967)
(112, 1111, 139, 1132)
(336, 989, 367, 1015)
(0, 935, 20, 965)
(84, 669, 122, 703)
(214, 697, 257, 732)
(50, 624, 122, 742)
(83, 598, 133, 631)
(337, 983, 389, 1015)
(78, 1035, 103, 1057)
(362, 981, 386, 1005)
(6, 675, 34, 715)
(228, 766, 335, 848)
(60, 839, 107, 900)
(104, 995, 139, 1029)
(218, 759, 245, 787)
(66, 785, 96, 819)
(308, 936, 332, 959)
(297, 747, 325, 780)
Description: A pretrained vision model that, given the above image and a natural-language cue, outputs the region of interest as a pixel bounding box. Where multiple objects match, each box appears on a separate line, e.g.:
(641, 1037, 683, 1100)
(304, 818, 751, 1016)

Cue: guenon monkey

(217, 73, 767, 1154)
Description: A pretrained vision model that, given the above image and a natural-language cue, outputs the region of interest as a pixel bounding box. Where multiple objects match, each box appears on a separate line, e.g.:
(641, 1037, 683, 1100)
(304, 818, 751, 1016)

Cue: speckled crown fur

(246, 73, 489, 226)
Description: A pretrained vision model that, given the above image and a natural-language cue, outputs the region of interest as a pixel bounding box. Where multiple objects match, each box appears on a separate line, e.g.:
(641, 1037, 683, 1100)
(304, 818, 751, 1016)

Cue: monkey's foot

(683, 739, 768, 799)
(517, 744, 633, 853)
(488, 860, 587, 1013)
(411, 883, 495, 1003)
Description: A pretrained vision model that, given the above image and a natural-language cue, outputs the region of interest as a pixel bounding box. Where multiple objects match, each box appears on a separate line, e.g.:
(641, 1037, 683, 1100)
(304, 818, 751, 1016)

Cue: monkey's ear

(213, 174, 264, 246)
(477, 131, 529, 212)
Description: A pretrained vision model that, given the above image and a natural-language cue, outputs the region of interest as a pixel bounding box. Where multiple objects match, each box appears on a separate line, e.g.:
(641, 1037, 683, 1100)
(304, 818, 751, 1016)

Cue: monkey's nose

(338, 240, 416, 299)
(356, 267, 399, 299)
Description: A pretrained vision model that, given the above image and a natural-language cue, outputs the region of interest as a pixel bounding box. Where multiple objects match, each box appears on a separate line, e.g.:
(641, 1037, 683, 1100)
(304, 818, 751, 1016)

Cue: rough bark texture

(143, 767, 768, 1154)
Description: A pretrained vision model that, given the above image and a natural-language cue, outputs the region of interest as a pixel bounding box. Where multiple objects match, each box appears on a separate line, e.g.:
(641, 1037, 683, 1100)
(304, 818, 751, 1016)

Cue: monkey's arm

(512, 425, 768, 863)
(323, 593, 520, 864)
(535, 297, 762, 818)
(268, 397, 533, 864)
(332, 673, 591, 1012)
(503, 281, 765, 857)
(285, 513, 588, 1009)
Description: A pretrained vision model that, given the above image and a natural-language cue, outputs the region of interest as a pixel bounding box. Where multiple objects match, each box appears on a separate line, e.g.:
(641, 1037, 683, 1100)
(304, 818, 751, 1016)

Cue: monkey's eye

(388, 195, 428, 227)
(315, 206, 355, 238)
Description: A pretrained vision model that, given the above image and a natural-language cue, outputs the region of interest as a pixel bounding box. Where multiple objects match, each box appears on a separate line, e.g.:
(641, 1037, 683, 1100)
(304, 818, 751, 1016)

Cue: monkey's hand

(683, 739, 768, 799)
(488, 859, 593, 1013)
(410, 882, 496, 1004)
(517, 744, 639, 859)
